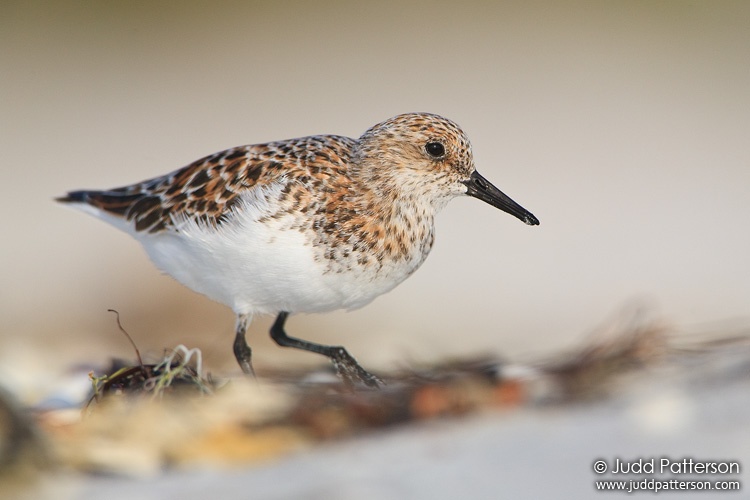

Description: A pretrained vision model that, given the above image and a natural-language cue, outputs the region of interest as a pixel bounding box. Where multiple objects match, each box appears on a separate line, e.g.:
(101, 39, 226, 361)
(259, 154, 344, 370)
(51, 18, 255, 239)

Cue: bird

(57, 112, 539, 387)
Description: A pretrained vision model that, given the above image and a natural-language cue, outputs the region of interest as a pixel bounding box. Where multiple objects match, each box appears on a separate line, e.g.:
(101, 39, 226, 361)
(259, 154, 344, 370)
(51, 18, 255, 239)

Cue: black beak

(462, 170, 539, 226)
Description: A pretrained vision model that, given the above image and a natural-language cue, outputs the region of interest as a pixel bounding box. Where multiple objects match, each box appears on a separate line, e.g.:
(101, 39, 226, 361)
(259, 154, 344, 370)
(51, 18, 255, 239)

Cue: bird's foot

(233, 331, 256, 377)
(330, 347, 383, 388)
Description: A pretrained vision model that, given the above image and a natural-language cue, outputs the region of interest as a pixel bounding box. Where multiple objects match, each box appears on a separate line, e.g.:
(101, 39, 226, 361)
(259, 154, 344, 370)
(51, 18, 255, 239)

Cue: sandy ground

(69, 394, 748, 500)
(3, 325, 748, 500)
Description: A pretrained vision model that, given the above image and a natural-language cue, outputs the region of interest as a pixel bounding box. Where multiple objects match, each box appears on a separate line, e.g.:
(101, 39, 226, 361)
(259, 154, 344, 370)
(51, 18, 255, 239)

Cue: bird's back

(57, 135, 358, 234)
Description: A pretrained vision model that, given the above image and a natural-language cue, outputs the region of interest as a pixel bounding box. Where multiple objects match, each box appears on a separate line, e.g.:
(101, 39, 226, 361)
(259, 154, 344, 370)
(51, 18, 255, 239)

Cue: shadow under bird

(57, 113, 539, 387)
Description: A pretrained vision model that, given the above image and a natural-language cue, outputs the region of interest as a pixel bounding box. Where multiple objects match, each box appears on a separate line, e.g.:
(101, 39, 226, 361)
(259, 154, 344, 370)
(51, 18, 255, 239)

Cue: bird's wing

(57, 136, 356, 234)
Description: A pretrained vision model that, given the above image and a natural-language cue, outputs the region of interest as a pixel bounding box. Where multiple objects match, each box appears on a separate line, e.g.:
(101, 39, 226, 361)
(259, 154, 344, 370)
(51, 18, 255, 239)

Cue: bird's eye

(425, 141, 446, 158)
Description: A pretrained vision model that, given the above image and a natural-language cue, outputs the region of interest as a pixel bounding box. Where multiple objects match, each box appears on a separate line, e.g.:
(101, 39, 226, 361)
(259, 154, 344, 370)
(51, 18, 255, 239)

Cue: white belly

(137, 215, 411, 316)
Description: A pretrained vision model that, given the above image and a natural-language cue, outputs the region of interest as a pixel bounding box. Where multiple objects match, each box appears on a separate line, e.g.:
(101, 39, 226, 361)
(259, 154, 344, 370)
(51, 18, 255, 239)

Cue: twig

(107, 309, 144, 368)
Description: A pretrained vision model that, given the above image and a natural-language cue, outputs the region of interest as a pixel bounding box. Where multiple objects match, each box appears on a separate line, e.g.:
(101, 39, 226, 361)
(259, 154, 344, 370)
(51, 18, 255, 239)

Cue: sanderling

(58, 113, 539, 387)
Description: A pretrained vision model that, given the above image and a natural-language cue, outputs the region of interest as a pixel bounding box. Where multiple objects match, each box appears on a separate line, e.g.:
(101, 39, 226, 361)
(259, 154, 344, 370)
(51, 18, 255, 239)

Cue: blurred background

(2, 0, 749, 392)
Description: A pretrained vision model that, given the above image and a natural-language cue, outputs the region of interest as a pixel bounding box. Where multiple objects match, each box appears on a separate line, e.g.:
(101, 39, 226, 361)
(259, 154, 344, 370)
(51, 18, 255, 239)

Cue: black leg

(233, 314, 255, 376)
(269, 312, 382, 388)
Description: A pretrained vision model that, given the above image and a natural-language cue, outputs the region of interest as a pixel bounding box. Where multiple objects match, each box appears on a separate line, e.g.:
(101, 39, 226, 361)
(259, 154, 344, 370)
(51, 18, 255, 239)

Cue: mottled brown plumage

(58, 113, 539, 387)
